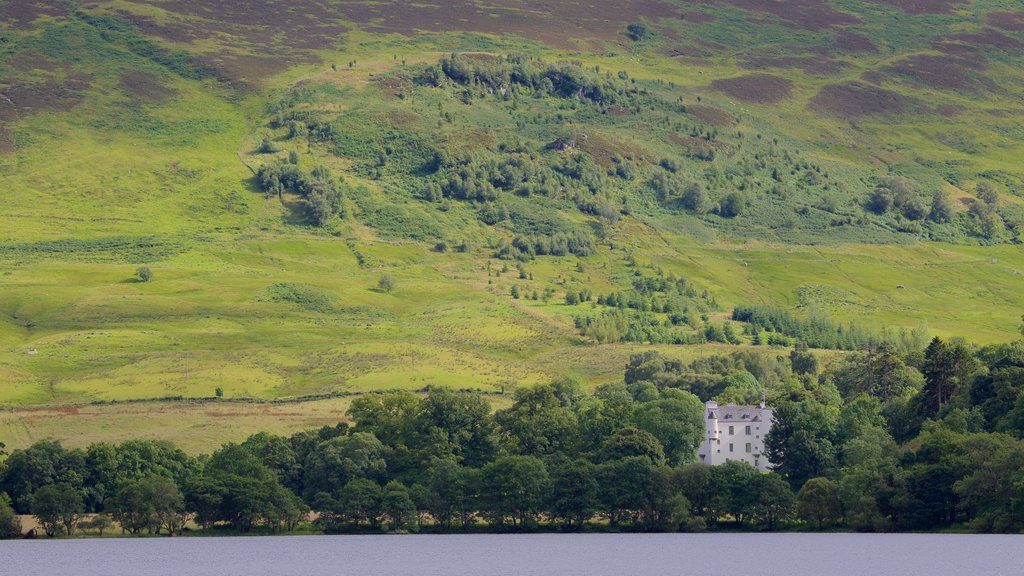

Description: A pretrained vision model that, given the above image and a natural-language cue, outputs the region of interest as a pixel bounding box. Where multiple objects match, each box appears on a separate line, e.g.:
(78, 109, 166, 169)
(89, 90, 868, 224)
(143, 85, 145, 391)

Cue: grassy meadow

(2, 1, 1024, 450)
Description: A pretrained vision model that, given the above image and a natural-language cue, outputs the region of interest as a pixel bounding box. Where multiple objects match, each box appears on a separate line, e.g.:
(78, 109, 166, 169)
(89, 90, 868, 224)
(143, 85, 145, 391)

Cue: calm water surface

(3, 533, 1022, 576)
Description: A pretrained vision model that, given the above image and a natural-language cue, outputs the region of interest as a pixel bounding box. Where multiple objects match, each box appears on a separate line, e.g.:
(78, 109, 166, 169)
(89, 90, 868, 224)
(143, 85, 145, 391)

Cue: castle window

(745, 425, 751, 435)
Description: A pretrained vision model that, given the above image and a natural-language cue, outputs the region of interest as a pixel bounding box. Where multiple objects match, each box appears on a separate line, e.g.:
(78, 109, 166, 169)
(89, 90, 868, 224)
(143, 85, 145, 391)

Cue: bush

(379, 274, 396, 294)
(136, 267, 153, 282)
(0, 493, 22, 539)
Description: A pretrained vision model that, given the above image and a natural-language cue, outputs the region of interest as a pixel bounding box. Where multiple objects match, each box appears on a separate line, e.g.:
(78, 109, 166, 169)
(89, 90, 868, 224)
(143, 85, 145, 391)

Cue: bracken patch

(686, 104, 735, 127)
(711, 74, 793, 104)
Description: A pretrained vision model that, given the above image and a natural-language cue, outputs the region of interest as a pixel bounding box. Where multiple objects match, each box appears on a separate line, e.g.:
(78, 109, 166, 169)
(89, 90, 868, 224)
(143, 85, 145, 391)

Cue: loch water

(3, 532, 1021, 576)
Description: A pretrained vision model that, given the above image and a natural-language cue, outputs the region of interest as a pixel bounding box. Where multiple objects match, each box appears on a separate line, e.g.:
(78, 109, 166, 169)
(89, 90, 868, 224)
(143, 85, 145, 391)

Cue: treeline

(5, 335, 1024, 537)
(430, 53, 637, 106)
(256, 160, 345, 226)
(732, 304, 928, 352)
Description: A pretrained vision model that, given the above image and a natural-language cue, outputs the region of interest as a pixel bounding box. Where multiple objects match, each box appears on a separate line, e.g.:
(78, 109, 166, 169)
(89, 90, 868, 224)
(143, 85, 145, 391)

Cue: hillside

(2, 0, 1024, 442)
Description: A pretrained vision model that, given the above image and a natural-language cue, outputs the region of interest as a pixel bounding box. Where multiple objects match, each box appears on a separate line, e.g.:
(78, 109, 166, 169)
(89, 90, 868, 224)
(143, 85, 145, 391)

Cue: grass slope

(2, 1, 1024, 434)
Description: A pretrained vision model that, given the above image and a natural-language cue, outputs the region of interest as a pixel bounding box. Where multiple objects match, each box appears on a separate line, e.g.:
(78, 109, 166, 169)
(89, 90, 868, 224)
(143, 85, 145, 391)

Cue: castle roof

(707, 403, 772, 422)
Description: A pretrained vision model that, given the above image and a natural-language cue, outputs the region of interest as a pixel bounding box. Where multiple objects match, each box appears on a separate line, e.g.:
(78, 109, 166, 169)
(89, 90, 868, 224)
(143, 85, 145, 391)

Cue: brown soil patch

(711, 74, 793, 104)
(809, 82, 920, 118)
(119, 70, 177, 103)
(577, 132, 651, 169)
(740, 54, 847, 75)
(699, 0, 860, 30)
(884, 54, 995, 92)
(604, 104, 632, 116)
(864, 0, 969, 15)
(935, 104, 963, 117)
(384, 109, 421, 127)
(373, 75, 413, 98)
(686, 104, 735, 127)
(988, 11, 1024, 31)
(834, 30, 877, 52)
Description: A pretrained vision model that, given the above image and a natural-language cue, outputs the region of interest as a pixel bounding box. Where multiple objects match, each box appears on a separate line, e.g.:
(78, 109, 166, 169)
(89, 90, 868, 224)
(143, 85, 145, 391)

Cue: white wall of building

(696, 401, 774, 471)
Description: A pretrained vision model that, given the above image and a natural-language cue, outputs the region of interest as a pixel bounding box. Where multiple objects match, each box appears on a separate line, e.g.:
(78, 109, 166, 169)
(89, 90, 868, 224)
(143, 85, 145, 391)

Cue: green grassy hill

(2, 0, 1024, 433)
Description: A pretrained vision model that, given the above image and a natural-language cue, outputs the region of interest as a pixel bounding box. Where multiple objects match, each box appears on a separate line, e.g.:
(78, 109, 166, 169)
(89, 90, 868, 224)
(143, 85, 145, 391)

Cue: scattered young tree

(378, 274, 396, 294)
(136, 267, 153, 283)
(81, 513, 114, 536)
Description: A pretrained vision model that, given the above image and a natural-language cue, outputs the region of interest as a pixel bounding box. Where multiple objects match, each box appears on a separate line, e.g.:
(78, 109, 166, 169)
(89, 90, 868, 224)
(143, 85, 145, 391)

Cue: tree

(753, 473, 795, 531)
(680, 182, 709, 214)
(631, 393, 705, 466)
(626, 22, 649, 41)
(710, 461, 760, 526)
(136, 267, 153, 282)
(719, 192, 746, 218)
(380, 480, 417, 531)
(302, 433, 390, 502)
(81, 513, 114, 536)
(976, 181, 999, 205)
(338, 479, 382, 528)
(866, 186, 893, 214)
(0, 492, 22, 539)
(598, 427, 665, 465)
(0, 440, 87, 513)
(412, 388, 497, 468)
(790, 342, 818, 376)
(479, 455, 549, 529)
(32, 483, 83, 537)
(796, 477, 842, 529)
(929, 190, 953, 223)
(110, 478, 157, 534)
(419, 459, 471, 529)
(494, 384, 578, 457)
(548, 459, 598, 529)
(257, 137, 279, 154)
(678, 464, 714, 522)
(378, 273, 396, 294)
(595, 456, 656, 527)
(920, 337, 978, 417)
(765, 400, 838, 489)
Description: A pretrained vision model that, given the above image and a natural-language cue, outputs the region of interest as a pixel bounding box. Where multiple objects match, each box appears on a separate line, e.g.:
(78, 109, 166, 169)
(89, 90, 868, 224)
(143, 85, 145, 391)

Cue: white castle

(696, 399, 774, 471)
